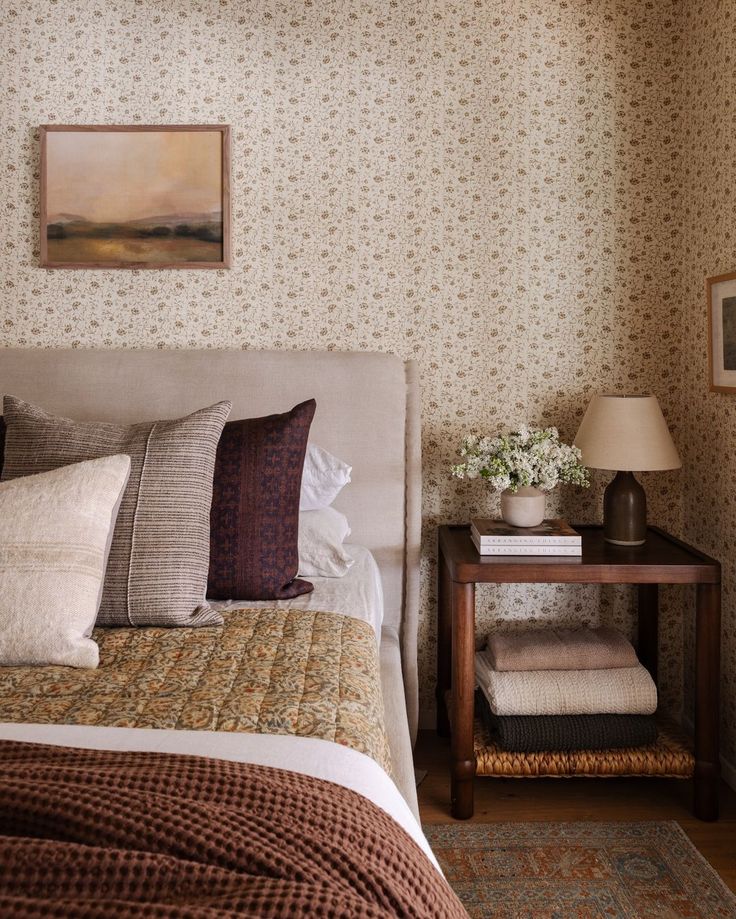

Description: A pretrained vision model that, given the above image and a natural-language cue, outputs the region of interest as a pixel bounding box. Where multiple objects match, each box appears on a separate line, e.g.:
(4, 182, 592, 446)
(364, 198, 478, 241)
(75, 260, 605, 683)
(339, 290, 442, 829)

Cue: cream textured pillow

(2, 396, 231, 628)
(0, 455, 131, 668)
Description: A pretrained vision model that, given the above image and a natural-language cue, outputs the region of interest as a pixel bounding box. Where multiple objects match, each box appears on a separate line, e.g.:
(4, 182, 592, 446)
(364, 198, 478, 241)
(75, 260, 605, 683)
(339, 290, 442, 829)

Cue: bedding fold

(0, 739, 466, 918)
(0, 608, 391, 774)
(486, 627, 638, 672)
(477, 691, 658, 752)
(475, 652, 658, 716)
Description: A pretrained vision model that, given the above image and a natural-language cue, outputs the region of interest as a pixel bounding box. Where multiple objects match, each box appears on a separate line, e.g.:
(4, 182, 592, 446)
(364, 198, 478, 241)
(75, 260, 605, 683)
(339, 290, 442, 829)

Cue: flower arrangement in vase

(451, 426, 589, 527)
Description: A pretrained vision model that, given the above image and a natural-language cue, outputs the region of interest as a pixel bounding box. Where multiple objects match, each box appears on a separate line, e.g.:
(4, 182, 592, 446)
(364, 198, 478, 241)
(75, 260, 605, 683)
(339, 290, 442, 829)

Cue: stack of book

(470, 519, 582, 556)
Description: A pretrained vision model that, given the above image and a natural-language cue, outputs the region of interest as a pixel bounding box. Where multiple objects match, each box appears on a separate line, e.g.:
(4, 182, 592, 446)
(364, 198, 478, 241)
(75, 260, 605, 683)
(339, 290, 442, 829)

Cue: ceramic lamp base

(603, 471, 647, 546)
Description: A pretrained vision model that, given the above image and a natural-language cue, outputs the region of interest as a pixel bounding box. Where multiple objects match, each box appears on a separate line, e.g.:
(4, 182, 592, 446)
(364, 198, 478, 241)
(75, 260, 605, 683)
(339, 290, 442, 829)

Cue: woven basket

(474, 715, 694, 778)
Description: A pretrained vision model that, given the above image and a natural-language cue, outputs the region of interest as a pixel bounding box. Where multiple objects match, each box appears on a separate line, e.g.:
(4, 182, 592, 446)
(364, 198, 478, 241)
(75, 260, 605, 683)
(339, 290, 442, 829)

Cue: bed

(0, 348, 463, 917)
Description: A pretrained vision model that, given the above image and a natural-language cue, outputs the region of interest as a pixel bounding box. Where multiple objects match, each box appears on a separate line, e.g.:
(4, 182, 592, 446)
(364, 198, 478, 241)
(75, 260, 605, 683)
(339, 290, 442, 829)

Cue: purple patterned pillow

(208, 400, 316, 600)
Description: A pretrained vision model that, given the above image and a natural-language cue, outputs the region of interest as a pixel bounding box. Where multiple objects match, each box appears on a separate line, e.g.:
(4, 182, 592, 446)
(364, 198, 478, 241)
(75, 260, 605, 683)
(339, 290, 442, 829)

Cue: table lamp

(574, 395, 681, 546)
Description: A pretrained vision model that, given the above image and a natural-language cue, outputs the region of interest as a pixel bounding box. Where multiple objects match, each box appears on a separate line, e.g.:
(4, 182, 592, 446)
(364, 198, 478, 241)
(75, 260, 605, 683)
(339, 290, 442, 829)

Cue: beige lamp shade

(574, 395, 681, 472)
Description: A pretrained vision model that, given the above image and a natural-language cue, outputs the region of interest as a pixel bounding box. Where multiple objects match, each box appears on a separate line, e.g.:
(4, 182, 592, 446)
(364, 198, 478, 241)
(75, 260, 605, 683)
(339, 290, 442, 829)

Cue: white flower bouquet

(451, 425, 589, 493)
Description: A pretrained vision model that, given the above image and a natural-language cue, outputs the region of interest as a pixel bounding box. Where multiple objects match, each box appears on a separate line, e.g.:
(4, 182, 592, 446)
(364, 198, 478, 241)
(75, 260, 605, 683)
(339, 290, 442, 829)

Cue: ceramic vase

(500, 486, 545, 527)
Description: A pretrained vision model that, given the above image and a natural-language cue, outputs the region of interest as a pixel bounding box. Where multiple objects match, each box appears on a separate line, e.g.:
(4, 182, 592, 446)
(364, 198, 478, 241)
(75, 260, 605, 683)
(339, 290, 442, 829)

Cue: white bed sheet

(209, 543, 384, 641)
(0, 723, 438, 871)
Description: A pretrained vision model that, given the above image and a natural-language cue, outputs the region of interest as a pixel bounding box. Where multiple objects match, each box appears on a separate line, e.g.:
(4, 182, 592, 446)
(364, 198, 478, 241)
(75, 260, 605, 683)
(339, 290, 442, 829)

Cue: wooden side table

(436, 524, 721, 821)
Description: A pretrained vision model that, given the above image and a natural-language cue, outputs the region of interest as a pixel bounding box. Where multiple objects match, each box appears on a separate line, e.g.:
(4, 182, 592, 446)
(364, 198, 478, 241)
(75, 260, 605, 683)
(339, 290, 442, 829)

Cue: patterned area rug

(424, 822, 736, 918)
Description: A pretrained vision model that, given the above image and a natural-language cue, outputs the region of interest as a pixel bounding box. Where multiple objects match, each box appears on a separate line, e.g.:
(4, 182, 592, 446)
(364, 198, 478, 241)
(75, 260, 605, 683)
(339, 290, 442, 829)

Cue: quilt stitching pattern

(0, 608, 391, 772)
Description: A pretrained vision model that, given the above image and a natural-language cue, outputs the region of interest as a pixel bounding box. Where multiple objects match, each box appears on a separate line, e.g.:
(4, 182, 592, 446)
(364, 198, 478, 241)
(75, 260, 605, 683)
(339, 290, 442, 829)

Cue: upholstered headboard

(0, 348, 422, 740)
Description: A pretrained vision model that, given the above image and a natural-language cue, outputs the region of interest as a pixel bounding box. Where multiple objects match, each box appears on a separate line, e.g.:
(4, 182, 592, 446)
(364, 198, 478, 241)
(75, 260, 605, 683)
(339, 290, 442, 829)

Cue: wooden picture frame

(40, 124, 231, 269)
(707, 270, 736, 393)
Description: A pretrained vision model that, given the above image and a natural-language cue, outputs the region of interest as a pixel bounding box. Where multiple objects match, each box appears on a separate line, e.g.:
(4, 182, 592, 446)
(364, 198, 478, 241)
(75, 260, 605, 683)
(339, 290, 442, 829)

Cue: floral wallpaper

(676, 0, 736, 777)
(1, 0, 730, 770)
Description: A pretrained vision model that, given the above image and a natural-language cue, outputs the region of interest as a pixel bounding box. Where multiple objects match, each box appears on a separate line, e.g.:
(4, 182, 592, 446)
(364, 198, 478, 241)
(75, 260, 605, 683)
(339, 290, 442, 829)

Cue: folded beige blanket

(486, 627, 638, 671)
(475, 652, 657, 716)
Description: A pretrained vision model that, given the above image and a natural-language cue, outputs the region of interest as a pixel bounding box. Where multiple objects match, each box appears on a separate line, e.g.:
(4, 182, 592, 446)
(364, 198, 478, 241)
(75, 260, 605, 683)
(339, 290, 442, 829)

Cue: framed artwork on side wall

(40, 124, 231, 269)
(707, 270, 736, 392)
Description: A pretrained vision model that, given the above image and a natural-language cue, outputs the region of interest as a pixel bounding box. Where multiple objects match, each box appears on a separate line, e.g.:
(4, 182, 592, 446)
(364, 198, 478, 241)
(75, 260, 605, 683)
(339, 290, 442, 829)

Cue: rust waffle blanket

(0, 740, 467, 918)
(0, 607, 391, 773)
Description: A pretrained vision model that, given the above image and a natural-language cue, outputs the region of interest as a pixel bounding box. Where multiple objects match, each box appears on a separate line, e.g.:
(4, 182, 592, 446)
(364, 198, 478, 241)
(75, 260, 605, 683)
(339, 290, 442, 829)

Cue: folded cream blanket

(486, 627, 638, 672)
(475, 652, 657, 716)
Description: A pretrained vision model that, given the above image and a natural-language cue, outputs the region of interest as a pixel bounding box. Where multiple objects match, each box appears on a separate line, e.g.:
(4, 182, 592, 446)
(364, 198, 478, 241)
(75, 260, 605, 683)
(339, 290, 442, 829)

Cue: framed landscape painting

(707, 270, 736, 392)
(40, 125, 230, 269)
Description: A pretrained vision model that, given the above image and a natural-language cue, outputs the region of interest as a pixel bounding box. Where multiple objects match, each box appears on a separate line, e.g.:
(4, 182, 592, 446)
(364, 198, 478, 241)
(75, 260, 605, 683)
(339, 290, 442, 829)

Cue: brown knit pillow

(208, 400, 316, 600)
(1, 396, 231, 628)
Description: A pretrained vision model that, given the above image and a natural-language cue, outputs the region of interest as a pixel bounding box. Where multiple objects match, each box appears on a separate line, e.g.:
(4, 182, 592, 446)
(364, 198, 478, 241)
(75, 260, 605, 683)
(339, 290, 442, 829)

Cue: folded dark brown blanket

(0, 740, 466, 918)
(478, 691, 657, 752)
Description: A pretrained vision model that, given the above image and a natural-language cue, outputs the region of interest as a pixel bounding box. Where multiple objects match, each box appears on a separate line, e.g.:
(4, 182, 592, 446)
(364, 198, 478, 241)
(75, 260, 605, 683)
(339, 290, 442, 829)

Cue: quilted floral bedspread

(0, 608, 391, 773)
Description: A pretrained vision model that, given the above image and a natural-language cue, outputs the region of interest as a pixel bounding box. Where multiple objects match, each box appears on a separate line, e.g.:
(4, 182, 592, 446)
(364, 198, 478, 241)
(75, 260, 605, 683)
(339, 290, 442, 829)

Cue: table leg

(436, 551, 452, 738)
(637, 584, 659, 684)
(451, 580, 476, 819)
(694, 582, 720, 821)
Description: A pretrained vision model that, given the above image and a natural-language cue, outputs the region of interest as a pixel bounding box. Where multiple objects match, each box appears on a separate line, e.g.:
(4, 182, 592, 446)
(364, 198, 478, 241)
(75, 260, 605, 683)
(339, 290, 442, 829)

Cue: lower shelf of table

(473, 715, 695, 779)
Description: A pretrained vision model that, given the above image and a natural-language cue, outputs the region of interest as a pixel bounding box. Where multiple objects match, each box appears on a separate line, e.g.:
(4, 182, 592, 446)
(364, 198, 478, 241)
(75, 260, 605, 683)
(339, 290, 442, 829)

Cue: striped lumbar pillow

(0, 455, 131, 667)
(1, 395, 231, 628)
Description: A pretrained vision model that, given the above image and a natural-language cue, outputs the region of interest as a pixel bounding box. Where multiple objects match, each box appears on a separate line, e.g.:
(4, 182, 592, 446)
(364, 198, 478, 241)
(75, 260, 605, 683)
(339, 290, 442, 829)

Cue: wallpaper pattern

(677, 0, 736, 773)
(0, 0, 729, 760)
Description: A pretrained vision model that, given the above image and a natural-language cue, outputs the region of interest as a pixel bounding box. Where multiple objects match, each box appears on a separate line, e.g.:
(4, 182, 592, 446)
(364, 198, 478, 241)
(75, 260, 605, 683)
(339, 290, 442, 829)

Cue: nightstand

(436, 524, 721, 821)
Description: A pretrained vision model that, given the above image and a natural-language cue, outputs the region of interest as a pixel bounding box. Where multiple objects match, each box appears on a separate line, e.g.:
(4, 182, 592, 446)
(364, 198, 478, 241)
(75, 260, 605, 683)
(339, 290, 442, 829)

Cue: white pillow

(300, 444, 352, 511)
(298, 507, 355, 578)
(0, 455, 131, 668)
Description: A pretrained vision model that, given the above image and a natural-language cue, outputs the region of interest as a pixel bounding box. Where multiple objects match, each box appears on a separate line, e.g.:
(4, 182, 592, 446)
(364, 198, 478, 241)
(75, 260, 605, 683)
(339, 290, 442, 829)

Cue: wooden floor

(415, 730, 736, 894)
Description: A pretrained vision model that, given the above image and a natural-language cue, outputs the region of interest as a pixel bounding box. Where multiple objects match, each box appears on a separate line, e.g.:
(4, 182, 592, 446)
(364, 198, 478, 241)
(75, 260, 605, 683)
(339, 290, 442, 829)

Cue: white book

(471, 533, 582, 556)
(472, 536, 583, 548)
(471, 517, 581, 546)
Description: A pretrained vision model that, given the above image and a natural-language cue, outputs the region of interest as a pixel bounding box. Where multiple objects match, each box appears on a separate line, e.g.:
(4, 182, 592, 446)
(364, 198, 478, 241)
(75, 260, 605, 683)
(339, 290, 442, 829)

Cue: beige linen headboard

(0, 348, 422, 741)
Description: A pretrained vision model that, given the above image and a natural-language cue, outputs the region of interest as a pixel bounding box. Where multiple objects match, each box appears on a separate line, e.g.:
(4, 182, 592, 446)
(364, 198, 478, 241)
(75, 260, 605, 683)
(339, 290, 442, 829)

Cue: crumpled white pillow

(298, 507, 355, 578)
(300, 444, 352, 511)
(0, 455, 131, 669)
